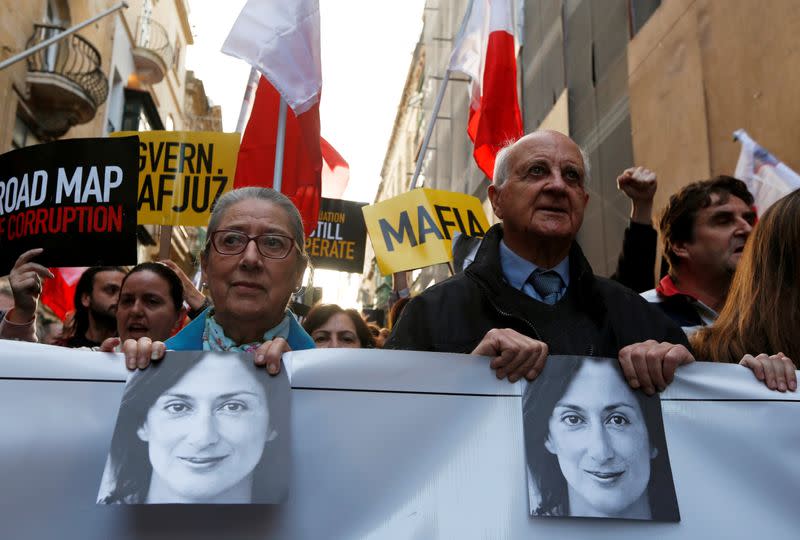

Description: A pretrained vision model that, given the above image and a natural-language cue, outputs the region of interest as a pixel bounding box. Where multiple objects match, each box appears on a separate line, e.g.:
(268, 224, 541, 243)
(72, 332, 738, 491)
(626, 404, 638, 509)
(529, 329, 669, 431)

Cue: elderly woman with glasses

(124, 187, 314, 373)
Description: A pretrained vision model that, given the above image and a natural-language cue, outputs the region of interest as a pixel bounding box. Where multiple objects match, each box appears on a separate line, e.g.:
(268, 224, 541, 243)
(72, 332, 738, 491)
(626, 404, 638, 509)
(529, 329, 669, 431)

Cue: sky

(185, 0, 427, 308)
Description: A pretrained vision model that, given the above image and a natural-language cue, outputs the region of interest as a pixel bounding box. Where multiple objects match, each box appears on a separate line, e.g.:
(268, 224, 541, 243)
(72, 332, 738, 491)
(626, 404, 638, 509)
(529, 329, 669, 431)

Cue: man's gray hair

(492, 133, 592, 188)
(203, 187, 309, 267)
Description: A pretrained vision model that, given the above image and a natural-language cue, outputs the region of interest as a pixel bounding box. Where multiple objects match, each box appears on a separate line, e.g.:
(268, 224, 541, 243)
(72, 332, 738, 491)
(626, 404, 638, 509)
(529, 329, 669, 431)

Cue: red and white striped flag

(448, 0, 523, 180)
(734, 129, 800, 216)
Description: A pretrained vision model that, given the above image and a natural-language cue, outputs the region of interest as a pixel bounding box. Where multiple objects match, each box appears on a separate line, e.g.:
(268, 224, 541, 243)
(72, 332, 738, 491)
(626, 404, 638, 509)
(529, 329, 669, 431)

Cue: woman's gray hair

(492, 134, 592, 188)
(204, 187, 309, 267)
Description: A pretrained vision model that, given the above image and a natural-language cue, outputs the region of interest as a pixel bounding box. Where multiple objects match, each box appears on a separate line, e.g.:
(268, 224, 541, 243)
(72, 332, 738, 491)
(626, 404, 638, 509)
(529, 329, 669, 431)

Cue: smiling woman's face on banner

(136, 355, 271, 503)
(544, 361, 656, 518)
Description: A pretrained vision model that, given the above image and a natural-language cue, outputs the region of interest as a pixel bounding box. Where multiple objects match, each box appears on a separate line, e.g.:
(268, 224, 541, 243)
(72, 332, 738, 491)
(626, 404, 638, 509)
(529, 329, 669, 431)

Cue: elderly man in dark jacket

(386, 130, 693, 395)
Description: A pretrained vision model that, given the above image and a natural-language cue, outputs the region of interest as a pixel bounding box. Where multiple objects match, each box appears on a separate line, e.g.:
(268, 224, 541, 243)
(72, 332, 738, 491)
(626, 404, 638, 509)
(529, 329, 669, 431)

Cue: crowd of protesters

(1, 130, 797, 393)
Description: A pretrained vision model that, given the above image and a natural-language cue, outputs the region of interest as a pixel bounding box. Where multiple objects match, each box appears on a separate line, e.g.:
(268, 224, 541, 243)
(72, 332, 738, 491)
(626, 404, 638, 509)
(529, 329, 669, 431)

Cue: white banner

(734, 128, 800, 215)
(0, 341, 797, 539)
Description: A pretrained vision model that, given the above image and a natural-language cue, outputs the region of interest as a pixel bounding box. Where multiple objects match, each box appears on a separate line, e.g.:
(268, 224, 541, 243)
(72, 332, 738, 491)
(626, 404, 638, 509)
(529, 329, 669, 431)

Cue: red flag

(41, 267, 86, 321)
(234, 77, 322, 236)
(449, 0, 523, 180)
(320, 137, 350, 199)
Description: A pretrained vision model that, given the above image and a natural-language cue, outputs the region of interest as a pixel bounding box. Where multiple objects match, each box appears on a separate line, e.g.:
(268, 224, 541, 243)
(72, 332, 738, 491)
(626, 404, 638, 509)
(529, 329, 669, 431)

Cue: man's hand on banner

(740, 353, 797, 392)
(253, 337, 290, 376)
(7, 248, 53, 323)
(618, 340, 694, 395)
(471, 328, 548, 383)
(100, 337, 166, 370)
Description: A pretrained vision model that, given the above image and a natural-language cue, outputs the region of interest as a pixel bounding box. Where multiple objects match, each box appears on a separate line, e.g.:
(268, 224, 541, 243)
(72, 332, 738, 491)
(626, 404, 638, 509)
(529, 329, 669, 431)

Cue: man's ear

(671, 240, 691, 261)
(488, 184, 503, 220)
(650, 446, 659, 460)
(81, 292, 91, 309)
(137, 421, 150, 442)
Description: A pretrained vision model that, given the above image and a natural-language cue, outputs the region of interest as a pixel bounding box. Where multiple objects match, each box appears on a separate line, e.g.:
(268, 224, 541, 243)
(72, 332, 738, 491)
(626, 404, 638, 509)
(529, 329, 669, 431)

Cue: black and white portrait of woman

(522, 356, 679, 521)
(97, 351, 290, 504)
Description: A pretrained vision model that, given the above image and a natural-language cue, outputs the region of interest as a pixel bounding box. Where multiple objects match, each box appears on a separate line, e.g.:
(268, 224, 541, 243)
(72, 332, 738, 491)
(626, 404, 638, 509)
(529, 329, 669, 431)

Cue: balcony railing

(132, 15, 173, 83)
(26, 23, 109, 108)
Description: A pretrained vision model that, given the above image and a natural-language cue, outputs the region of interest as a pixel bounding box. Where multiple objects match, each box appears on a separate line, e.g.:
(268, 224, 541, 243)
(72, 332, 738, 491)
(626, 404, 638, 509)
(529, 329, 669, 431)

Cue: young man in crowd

(54, 266, 126, 348)
(643, 177, 755, 335)
(387, 130, 693, 395)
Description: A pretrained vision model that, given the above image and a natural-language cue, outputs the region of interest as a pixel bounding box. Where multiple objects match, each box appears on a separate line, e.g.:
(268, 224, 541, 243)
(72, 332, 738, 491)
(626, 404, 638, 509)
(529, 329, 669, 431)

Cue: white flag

(222, 0, 321, 115)
(733, 129, 800, 215)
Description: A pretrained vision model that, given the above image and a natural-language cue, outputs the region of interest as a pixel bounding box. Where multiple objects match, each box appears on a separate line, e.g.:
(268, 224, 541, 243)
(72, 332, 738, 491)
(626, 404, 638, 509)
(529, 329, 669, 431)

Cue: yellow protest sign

(112, 131, 239, 226)
(362, 188, 490, 275)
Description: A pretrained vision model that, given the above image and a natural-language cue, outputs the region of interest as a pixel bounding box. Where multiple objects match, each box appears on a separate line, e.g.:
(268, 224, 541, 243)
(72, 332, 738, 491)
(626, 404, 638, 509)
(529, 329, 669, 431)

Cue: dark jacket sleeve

(610, 221, 658, 293)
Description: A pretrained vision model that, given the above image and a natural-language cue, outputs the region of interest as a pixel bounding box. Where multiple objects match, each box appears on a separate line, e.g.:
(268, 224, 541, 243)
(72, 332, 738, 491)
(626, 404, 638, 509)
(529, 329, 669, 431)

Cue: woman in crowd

(691, 190, 800, 392)
(123, 187, 315, 371)
(99, 351, 289, 504)
(523, 356, 679, 521)
(101, 262, 186, 349)
(302, 303, 375, 348)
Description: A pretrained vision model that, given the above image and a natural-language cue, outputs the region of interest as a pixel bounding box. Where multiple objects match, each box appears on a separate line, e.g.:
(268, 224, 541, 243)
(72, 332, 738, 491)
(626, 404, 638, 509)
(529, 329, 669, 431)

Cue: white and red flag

(234, 76, 322, 236)
(448, 0, 523, 180)
(222, 0, 323, 235)
(222, 0, 321, 115)
(734, 129, 800, 216)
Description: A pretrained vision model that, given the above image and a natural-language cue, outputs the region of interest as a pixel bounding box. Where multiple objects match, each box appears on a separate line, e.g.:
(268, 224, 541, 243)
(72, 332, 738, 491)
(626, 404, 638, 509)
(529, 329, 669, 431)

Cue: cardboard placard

(362, 188, 490, 274)
(113, 131, 239, 227)
(0, 137, 139, 274)
(305, 197, 367, 273)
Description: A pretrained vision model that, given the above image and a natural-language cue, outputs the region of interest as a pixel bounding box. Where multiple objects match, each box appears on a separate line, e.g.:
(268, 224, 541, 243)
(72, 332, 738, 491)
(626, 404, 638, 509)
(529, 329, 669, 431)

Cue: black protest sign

(0, 137, 139, 274)
(305, 198, 367, 273)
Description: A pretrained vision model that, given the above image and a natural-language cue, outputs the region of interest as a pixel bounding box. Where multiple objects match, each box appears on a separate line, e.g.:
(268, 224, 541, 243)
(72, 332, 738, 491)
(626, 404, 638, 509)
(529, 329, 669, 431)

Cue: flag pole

(273, 97, 288, 193)
(409, 70, 450, 191)
(409, 0, 475, 191)
(235, 67, 260, 134)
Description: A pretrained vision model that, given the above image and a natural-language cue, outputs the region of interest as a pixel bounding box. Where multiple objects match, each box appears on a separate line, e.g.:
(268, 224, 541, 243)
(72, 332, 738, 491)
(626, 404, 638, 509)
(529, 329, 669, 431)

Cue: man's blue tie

(528, 269, 563, 305)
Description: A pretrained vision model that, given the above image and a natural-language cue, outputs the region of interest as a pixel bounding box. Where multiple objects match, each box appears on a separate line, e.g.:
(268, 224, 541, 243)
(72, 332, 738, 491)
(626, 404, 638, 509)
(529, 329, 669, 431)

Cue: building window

(121, 88, 165, 132)
(105, 70, 125, 134)
(173, 38, 182, 74)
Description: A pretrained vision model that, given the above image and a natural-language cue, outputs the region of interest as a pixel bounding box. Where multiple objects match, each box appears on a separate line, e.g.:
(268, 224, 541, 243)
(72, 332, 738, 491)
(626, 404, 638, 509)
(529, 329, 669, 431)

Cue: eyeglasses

(209, 229, 299, 259)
